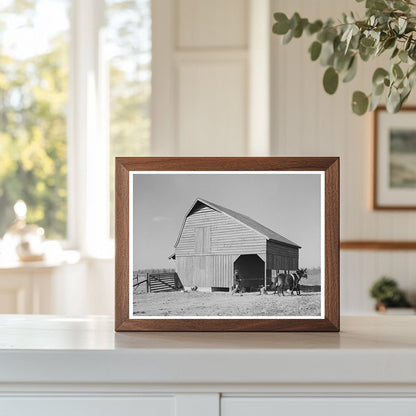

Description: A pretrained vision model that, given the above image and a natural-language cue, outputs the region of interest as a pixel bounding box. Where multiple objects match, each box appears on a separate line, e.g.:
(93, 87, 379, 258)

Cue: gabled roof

(174, 198, 301, 249)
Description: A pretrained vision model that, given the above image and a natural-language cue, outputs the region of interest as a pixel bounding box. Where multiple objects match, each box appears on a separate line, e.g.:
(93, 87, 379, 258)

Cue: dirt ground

(133, 289, 321, 317)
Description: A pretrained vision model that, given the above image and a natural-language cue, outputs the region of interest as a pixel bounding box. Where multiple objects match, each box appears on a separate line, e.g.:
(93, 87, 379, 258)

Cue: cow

(271, 268, 308, 296)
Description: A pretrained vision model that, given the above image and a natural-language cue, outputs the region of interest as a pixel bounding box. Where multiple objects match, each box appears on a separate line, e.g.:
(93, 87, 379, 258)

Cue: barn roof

(174, 198, 301, 249)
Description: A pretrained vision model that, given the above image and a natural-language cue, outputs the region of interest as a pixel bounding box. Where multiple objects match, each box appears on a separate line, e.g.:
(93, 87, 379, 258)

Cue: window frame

(67, 0, 111, 257)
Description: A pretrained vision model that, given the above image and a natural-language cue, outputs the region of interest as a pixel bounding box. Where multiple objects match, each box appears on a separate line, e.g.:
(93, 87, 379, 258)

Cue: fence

(133, 272, 182, 293)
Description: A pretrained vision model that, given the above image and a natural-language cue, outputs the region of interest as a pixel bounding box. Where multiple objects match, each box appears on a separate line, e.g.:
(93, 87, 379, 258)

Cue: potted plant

(272, 0, 416, 115)
(369, 276, 413, 313)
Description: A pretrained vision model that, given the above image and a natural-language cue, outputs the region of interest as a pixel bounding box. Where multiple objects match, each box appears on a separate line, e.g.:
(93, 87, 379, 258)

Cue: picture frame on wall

(115, 157, 339, 332)
(374, 106, 416, 210)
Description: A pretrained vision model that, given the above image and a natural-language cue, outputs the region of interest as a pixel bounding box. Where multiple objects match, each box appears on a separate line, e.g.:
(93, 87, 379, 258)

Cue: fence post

(146, 273, 149, 293)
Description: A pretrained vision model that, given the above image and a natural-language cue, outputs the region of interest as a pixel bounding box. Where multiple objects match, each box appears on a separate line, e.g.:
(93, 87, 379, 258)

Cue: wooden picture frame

(373, 106, 416, 210)
(115, 157, 339, 332)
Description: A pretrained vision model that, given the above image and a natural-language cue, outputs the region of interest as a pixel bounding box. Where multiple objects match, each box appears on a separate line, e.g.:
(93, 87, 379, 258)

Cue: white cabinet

(222, 398, 416, 416)
(1, 397, 175, 416)
(1, 316, 416, 416)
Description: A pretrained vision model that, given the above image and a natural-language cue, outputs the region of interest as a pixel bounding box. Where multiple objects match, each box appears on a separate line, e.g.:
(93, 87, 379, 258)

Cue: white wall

(271, 0, 416, 313)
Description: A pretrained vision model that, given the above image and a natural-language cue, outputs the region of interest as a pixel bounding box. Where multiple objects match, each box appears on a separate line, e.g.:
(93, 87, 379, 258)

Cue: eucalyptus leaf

(342, 56, 357, 82)
(307, 20, 323, 35)
(360, 37, 375, 48)
(323, 67, 339, 94)
(369, 92, 383, 111)
(282, 29, 293, 44)
(405, 33, 413, 50)
(401, 87, 411, 106)
(320, 40, 335, 66)
(372, 67, 389, 85)
(366, 0, 388, 10)
(273, 13, 290, 34)
(373, 82, 385, 95)
(383, 37, 396, 49)
(309, 41, 322, 61)
(352, 91, 369, 115)
(398, 17, 407, 34)
(334, 52, 351, 72)
(386, 87, 401, 112)
(391, 47, 399, 59)
(393, 63, 404, 79)
(399, 49, 408, 63)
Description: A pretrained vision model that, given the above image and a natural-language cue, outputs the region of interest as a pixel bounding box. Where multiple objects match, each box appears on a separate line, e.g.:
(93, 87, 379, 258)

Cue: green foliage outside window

(0, 1, 69, 238)
(0, 0, 151, 240)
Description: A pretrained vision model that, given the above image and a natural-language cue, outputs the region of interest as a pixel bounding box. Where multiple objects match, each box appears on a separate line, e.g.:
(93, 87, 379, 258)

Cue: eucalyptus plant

(272, 0, 416, 115)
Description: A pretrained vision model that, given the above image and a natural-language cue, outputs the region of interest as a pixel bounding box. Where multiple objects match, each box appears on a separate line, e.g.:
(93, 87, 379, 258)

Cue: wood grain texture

(114, 157, 340, 332)
(341, 241, 416, 250)
(373, 106, 416, 210)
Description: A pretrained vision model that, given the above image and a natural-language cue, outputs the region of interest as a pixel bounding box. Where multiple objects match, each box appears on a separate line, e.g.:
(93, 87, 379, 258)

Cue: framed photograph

(374, 106, 416, 209)
(115, 157, 339, 332)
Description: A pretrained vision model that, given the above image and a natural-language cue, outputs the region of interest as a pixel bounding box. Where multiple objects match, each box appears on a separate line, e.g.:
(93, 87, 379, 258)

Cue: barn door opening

(233, 254, 265, 292)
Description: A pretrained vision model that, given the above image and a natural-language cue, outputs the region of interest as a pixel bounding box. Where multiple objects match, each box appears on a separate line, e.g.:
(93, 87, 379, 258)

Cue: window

(0, 0, 70, 239)
(0, 0, 151, 253)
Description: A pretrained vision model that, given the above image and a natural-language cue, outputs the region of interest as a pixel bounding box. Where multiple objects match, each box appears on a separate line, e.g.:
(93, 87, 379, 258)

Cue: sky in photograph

(132, 173, 322, 270)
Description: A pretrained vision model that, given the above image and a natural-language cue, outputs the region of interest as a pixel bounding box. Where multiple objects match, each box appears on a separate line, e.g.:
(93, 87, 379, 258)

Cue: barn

(169, 198, 301, 291)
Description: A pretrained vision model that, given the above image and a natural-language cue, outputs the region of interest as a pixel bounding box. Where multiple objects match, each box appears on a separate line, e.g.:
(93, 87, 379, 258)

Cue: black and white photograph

(130, 172, 324, 319)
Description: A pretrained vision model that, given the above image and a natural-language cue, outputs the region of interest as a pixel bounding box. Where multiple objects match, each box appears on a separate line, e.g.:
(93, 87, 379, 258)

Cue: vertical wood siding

(176, 254, 238, 287)
(266, 241, 299, 271)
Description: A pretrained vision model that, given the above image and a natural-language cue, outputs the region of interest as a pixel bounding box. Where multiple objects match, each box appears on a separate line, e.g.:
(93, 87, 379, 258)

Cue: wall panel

(177, 61, 247, 156)
(177, 0, 248, 49)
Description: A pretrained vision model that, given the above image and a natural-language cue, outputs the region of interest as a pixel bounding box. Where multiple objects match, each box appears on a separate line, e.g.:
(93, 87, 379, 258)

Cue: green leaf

(383, 37, 396, 50)
(373, 82, 385, 96)
(309, 41, 322, 61)
(273, 13, 290, 35)
(386, 87, 401, 113)
(369, 92, 383, 111)
(400, 87, 411, 106)
(323, 67, 339, 94)
(391, 47, 399, 59)
(320, 40, 335, 66)
(372, 67, 389, 86)
(290, 12, 301, 30)
(342, 56, 357, 82)
(398, 17, 407, 34)
(334, 52, 351, 72)
(360, 37, 375, 48)
(393, 63, 404, 79)
(352, 91, 369, 115)
(282, 29, 293, 44)
(307, 20, 323, 35)
(405, 34, 413, 51)
(366, 0, 388, 10)
(293, 18, 308, 38)
(399, 49, 408, 63)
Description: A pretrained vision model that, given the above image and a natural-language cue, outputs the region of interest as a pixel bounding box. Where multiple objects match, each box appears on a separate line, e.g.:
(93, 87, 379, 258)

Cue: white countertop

(0, 315, 415, 386)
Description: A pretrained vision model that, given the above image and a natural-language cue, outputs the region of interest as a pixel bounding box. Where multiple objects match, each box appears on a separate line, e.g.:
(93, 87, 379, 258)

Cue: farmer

(231, 269, 243, 295)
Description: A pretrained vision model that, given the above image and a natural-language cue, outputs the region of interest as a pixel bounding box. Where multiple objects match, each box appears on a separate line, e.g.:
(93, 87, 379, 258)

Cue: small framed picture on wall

(374, 106, 416, 209)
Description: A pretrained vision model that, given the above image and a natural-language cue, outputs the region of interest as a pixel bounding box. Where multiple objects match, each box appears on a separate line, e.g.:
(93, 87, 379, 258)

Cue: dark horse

(271, 268, 308, 296)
